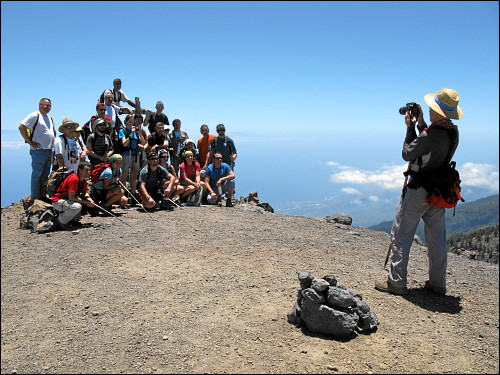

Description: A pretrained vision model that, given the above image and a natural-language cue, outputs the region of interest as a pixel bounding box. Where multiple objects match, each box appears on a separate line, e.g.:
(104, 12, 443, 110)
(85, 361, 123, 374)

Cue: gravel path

(1, 202, 498, 374)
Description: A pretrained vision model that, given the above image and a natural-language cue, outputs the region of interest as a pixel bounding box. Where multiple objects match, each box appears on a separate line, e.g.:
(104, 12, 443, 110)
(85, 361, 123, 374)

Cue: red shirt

(51, 174, 88, 202)
(179, 162, 201, 181)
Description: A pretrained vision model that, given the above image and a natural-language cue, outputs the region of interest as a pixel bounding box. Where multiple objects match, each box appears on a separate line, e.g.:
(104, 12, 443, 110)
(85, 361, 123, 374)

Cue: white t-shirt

(54, 135, 82, 172)
(113, 89, 130, 105)
(21, 111, 55, 150)
(105, 104, 121, 128)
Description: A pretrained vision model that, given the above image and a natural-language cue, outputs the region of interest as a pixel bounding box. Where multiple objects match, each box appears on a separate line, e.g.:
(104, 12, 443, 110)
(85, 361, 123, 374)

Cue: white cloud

(327, 162, 408, 190)
(368, 195, 380, 202)
(460, 163, 499, 191)
(341, 187, 361, 195)
(1, 141, 26, 150)
(326, 161, 499, 192)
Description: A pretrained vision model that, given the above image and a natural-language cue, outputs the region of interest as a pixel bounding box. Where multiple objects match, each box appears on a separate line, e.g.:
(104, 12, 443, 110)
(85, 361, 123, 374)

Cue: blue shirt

(204, 162, 232, 188)
(94, 167, 122, 190)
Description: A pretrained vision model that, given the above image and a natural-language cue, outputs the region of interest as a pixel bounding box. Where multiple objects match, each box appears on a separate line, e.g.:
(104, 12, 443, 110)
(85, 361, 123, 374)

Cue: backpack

(420, 161, 465, 210)
(91, 163, 112, 184)
(186, 187, 202, 206)
(19, 199, 58, 233)
(99, 89, 122, 104)
(25, 111, 56, 143)
(46, 167, 75, 198)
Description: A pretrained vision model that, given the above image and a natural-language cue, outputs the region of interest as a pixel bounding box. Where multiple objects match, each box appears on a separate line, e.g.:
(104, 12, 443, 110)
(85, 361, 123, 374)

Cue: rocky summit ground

(1, 201, 499, 374)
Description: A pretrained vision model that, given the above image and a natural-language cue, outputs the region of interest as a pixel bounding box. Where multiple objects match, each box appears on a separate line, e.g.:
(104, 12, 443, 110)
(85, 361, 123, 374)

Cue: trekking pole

(93, 202, 132, 227)
(117, 180, 155, 220)
(384, 162, 411, 269)
(167, 197, 181, 208)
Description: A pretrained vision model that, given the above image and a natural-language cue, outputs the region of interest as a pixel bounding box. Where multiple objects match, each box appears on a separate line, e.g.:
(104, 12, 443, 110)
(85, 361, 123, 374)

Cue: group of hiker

(18, 79, 238, 230)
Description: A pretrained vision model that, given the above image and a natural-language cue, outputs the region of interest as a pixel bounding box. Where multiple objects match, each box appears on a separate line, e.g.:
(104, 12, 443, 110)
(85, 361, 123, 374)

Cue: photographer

(375, 88, 462, 296)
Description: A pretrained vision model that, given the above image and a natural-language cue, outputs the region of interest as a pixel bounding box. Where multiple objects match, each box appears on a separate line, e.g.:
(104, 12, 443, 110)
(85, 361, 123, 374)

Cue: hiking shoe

(374, 279, 408, 295)
(57, 219, 74, 230)
(226, 199, 234, 207)
(424, 280, 446, 295)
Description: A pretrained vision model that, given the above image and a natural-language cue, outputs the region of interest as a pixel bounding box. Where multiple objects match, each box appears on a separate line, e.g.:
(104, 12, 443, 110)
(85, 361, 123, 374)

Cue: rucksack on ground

(186, 188, 203, 206)
(91, 163, 112, 184)
(46, 167, 74, 198)
(19, 199, 58, 233)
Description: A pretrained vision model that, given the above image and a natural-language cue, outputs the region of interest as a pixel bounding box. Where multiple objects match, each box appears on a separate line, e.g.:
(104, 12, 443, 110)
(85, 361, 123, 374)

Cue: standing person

(18, 98, 56, 203)
(74, 126, 89, 162)
(138, 152, 177, 210)
(99, 78, 136, 107)
(51, 162, 96, 229)
(147, 122, 170, 154)
(91, 154, 128, 211)
(375, 88, 462, 296)
(168, 119, 189, 175)
(84, 102, 112, 136)
(204, 152, 236, 207)
(144, 101, 170, 135)
(86, 118, 114, 167)
(102, 90, 134, 131)
(179, 139, 199, 163)
(197, 124, 217, 171)
(207, 124, 237, 170)
(119, 114, 147, 201)
(53, 118, 84, 172)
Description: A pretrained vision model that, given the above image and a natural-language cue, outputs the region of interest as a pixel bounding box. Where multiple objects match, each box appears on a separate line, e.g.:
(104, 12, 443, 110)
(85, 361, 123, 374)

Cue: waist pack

(416, 161, 465, 208)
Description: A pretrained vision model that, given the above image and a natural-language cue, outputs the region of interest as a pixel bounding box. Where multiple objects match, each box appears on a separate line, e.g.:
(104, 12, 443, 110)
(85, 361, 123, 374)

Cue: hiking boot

(57, 219, 75, 230)
(374, 279, 408, 295)
(424, 280, 446, 295)
(226, 199, 234, 207)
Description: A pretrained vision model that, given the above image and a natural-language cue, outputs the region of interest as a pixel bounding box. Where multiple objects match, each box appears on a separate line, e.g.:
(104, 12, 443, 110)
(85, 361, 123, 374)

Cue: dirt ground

(1, 201, 499, 374)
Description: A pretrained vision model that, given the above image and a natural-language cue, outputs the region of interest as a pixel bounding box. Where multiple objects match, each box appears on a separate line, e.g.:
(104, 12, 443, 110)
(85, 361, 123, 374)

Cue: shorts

(122, 153, 143, 173)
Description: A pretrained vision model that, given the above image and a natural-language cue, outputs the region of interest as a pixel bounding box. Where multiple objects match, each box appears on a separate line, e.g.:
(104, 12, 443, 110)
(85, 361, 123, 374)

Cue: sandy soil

(1, 201, 498, 374)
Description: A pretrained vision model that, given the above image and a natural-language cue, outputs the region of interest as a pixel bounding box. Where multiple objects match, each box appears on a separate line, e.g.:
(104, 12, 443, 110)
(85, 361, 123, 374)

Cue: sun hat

(109, 154, 123, 163)
(184, 138, 195, 146)
(59, 118, 80, 133)
(158, 149, 168, 157)
(164, 124, 170, 131)
(424, 88, 463, 120)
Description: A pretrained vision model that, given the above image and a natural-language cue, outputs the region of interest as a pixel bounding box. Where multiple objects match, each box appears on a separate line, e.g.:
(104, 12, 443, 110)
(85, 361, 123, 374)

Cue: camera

(399, 102, 419, 118)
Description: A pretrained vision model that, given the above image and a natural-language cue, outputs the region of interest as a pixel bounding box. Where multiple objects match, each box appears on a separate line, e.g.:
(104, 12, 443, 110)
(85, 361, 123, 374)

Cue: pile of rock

(238, 192, 274, 213)
(287, 271, 378, 338)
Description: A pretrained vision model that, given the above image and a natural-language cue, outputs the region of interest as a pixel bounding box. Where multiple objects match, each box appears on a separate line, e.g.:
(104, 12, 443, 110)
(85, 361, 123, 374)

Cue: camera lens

(399, 106, 408, 115)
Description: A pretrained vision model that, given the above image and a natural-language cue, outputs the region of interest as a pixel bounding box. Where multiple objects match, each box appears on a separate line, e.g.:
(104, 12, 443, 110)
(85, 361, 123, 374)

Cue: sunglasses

(160, 156, 167, 159)
(214, 157, 222, 160)
(98, 109, 106, 111)
(65, 125, 76, 129)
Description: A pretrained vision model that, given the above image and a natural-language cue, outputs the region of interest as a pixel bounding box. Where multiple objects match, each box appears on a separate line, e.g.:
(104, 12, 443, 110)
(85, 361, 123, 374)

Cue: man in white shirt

(54, 118, 83, 172)
(18, 98, 56, 202)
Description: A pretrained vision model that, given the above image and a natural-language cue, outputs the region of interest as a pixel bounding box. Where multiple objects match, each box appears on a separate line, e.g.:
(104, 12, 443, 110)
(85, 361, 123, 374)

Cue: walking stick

(384, 164, 411, 269)
(93, 202, 132, 227)
(118, 180, 155, 220)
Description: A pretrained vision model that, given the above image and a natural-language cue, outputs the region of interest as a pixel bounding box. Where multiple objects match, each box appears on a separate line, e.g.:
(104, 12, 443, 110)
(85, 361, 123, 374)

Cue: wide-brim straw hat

(58, 118, 80, 133)
(424, 88, 463, 120)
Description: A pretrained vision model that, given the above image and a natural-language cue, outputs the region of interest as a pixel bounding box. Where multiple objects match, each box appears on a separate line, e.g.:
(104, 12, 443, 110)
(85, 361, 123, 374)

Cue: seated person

(92, 154, 128, 211)
(179, 150, 204, 202)
(138, 152, 177, 210)
(204, 152, 236, 207)
(158, 149, 183, 198)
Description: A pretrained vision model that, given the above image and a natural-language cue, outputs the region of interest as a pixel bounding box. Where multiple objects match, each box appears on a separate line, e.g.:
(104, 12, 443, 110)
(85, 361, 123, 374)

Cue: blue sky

(2, 1, 499, 226)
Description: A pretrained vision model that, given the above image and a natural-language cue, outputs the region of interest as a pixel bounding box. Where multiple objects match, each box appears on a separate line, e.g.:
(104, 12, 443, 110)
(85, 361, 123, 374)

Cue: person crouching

(92, 154, 128, 212)
(51, 162, 96, 229)
(138, 152, 177, 210)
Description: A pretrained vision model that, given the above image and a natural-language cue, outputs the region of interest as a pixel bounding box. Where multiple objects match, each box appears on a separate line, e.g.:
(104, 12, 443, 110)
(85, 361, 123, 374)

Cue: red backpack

(91, 163, 112, 184)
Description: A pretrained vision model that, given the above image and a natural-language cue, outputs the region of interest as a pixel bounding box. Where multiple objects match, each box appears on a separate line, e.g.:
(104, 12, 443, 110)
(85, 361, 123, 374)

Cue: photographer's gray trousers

(388, 186, 447, 289)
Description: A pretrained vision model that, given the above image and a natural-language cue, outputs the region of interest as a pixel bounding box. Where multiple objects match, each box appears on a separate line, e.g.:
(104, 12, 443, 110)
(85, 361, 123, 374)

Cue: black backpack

(46, 167, 75, 198)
